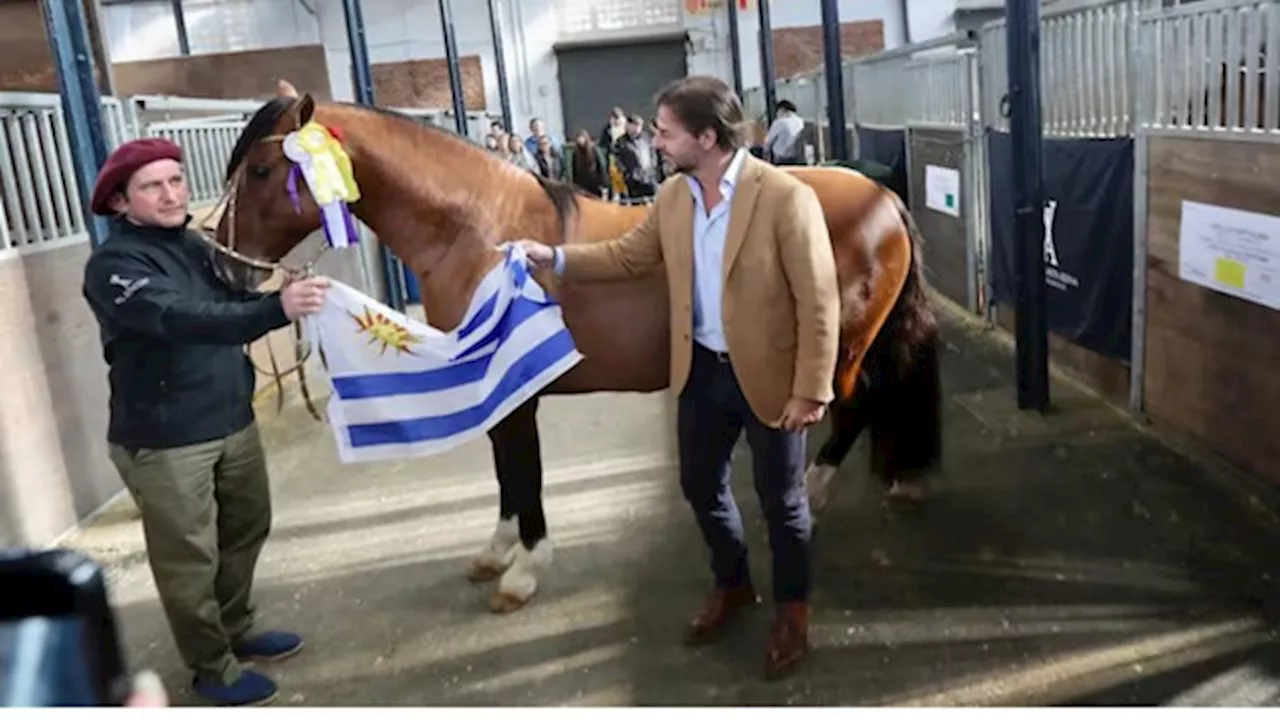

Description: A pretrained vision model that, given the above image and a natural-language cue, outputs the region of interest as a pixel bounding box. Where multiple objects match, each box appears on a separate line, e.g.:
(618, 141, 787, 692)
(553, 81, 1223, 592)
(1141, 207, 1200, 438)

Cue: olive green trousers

(109, 422, 272, 685)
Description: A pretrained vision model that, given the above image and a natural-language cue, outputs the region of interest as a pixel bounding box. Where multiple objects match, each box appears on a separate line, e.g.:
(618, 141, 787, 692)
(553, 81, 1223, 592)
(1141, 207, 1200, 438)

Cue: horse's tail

(844, 189, 944, 482)
(883, 190, 939, 373)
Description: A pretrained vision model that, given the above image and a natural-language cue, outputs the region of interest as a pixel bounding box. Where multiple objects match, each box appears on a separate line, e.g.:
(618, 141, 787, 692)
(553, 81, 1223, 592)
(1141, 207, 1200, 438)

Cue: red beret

(90, 137, 185, 216)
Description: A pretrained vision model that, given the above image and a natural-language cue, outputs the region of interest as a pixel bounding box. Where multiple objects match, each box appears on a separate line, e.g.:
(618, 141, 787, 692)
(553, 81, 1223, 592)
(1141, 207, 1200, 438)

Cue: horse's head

(211, 79, 332, 288)
(209, 78, 590, 298)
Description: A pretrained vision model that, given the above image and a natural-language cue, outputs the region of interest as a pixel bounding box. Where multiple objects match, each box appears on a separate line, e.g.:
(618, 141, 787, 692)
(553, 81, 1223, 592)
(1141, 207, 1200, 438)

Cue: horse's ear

(296, 93, 316, 126)
(277, 79, 299, 98)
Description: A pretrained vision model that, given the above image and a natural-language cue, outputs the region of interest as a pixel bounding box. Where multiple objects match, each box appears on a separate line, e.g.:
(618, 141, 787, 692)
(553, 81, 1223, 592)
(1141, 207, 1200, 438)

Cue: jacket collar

(108, 213, 196, 243)
(720, 154, 764, 280)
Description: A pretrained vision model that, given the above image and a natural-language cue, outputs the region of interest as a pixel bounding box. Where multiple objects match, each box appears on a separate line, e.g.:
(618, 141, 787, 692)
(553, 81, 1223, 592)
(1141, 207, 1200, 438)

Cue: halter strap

(194, 103, 326, 280)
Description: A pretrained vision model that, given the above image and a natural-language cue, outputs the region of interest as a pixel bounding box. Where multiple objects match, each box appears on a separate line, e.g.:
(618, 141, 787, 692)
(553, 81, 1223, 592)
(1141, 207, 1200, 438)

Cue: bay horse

(210, 80, 941, 613)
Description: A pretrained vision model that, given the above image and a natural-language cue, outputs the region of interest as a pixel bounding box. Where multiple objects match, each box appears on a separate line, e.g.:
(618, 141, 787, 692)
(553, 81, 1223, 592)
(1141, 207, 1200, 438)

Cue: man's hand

(512, 239, 557, 269)
(280, 276, 331, 321)
(779, 397, 826, 432)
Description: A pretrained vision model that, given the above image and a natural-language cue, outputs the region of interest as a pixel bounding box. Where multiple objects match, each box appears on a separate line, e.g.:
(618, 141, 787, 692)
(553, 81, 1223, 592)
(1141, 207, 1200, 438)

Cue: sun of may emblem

(350, 306, 422, 356)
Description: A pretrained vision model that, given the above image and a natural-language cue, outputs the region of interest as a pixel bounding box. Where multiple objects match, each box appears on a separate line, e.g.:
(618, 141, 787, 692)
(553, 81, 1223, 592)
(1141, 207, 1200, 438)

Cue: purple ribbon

(342, 203, 359, 245)
(319, 202, 360, 248)
(286, 162, 358, 248)
(286, 165, 303, 215)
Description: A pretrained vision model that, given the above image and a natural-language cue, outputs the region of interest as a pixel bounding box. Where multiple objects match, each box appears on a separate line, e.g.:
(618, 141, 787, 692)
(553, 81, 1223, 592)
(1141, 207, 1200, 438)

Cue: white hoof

(491, 538, 553, 613)
(805, 463, 838, 515)
(468, 517, 519, 582)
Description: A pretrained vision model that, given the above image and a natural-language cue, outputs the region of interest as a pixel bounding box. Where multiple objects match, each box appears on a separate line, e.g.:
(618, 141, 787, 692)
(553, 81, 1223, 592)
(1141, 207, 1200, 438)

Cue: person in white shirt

(763, 100, 806, 165)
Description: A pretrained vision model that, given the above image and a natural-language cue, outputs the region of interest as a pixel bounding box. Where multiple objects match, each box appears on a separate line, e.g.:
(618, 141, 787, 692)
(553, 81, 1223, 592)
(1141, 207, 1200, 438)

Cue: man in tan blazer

(516, 75, 839, 680)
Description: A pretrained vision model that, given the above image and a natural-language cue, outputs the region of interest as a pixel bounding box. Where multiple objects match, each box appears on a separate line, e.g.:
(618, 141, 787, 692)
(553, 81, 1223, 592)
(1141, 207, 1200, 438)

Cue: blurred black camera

(0, 548, 130, 706)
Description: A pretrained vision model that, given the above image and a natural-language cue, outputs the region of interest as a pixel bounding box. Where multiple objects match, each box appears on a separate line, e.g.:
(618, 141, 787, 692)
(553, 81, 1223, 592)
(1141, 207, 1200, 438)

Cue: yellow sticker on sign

(1214, 257, 1247, 289)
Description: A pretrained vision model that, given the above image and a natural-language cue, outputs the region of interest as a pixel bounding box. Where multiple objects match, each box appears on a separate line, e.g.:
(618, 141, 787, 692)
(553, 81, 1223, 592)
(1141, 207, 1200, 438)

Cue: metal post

(819, 0, 848, 161)
(341, 0, 375, 106)
(170, 0, 190, 56)
(962, 50, 981, 314)
(38, 0, 109, 248)
(726, 0, 744, 98)
(439, 0, 468, 137)
(757, 0, 778, 125)
(1127, 1, 1149, 415)
(85, 0, 117, 95)
(1004, 0, 1049, 410)
(341, 0, 406, 312)
(486, 0, 513, 133)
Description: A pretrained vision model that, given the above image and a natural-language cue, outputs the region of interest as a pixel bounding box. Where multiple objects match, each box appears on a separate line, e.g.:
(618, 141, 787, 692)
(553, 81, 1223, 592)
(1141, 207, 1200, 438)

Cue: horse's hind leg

(806, 382, 875, 518)
(477, 397, 552, 614)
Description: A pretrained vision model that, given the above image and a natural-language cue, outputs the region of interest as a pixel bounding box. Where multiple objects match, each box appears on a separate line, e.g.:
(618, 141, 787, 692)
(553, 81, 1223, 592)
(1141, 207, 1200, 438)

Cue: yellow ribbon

(288, 120, 361, 206)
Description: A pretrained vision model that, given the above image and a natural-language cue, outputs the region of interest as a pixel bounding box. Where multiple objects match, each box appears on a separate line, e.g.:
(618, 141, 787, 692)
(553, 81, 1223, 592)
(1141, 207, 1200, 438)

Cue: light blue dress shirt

(685, 148, 747, 352)
(552, 149, 749, 353)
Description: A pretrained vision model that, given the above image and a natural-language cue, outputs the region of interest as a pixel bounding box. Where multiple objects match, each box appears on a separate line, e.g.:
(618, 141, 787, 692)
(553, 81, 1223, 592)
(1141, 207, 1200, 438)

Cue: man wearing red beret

(80, 137, 330, 706)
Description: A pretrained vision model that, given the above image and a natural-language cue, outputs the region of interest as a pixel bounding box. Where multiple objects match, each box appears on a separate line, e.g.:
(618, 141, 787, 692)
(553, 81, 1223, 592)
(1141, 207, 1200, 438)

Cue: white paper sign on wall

(925, 164, 960, 218)
(1178, 200, 1280, 311)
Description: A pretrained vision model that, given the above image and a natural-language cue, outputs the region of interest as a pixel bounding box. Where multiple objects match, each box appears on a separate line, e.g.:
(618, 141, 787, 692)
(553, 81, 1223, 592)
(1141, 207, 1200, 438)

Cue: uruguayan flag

(304, 244, 583, 463)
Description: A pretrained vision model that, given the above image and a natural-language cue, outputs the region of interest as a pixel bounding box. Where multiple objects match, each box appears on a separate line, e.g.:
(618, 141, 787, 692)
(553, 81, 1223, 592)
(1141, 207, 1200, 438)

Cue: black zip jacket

(81, 217, 291, 450)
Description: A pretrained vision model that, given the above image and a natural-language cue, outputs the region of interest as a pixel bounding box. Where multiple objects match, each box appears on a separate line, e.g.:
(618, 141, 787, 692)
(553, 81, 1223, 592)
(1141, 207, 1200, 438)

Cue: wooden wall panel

(112, 45, 332, 101)
(0, 0, 111, 92)
(770, 21, 883, 79)
(1142, 135, 1280, 484)
(371, 55, 486, 110)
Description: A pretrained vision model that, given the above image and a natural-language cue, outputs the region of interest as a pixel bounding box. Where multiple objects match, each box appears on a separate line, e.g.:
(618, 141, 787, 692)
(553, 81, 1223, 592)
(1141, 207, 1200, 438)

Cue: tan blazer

(560, 153, 840, 427)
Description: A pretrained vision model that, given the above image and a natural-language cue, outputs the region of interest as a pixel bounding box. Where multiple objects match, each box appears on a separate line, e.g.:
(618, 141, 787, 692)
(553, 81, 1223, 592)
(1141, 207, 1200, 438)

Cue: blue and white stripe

(307, 244, 583, 463)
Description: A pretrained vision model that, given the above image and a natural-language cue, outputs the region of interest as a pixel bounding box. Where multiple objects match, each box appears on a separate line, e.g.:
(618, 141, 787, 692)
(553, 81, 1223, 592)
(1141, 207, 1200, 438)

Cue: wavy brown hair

(652, 75, 749, 151)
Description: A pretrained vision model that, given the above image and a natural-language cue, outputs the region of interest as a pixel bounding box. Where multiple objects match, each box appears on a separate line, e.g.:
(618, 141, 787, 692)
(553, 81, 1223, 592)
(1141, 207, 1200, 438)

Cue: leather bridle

(192, 103, 330, 421)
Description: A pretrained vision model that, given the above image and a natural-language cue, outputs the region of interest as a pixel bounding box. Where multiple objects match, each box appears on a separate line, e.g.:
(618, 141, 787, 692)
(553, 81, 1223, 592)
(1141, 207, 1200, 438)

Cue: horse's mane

(226, 96, 294, 182)
(226, 96, 581, 240)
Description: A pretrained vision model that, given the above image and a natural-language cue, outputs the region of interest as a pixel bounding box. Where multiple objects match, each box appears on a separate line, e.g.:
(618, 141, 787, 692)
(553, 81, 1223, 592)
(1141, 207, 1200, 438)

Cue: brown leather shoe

(763, 601, 809, 680)
(683, 584, 760, 646)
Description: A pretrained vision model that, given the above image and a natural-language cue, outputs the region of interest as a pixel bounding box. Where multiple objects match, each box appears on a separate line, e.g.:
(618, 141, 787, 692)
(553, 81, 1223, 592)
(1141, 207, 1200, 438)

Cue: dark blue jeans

(677, 343, 812, 603)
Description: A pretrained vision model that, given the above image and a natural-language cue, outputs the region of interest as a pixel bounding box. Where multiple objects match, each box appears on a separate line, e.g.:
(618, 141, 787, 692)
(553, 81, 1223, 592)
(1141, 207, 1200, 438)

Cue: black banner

(855, 125, 910, 207)
(987, 131, 1133, 361)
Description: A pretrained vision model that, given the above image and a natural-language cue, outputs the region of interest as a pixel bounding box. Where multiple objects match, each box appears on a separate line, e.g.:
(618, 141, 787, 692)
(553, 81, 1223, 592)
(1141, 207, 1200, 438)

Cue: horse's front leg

(466, 506, 519, 584)
(467, 397, 552, 613)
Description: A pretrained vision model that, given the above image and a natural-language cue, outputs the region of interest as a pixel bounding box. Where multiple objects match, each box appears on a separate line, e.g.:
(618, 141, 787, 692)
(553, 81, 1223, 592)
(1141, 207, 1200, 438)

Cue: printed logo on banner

(985, 132, 1134, 361)
(1042, 199, 1080, 292)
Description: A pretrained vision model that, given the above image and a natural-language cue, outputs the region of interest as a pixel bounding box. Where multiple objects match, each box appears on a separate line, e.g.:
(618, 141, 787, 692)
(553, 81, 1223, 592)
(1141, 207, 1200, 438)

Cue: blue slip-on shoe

(233, 630, 305, 663)
(193, 669, 278, 706)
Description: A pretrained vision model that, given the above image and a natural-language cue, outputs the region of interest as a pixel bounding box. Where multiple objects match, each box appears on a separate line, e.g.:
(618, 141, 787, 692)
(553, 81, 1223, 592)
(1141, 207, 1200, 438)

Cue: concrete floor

(61, 298, 1280, 706)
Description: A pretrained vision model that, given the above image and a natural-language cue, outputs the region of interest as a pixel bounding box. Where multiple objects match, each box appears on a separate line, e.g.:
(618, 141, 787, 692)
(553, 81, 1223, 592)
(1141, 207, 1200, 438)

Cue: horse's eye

(250, 165, 272, 180)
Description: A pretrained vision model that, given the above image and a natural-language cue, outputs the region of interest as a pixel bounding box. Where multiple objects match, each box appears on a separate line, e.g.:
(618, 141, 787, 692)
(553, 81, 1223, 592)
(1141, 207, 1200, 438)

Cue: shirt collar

(686, 147, 748, 202)
(722, 147, 747, 192)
